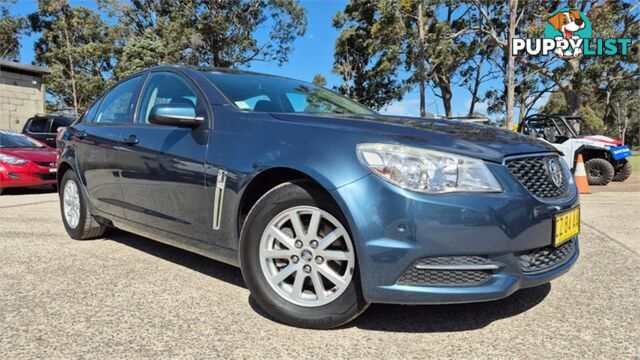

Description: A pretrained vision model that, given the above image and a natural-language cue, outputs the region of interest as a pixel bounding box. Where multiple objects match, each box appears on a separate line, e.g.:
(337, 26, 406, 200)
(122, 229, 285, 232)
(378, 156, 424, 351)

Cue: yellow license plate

(554, 207, 580, 246)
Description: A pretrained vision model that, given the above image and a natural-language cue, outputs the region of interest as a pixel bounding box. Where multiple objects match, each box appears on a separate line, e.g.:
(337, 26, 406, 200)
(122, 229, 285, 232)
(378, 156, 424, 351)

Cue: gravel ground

(0, 183, 638, 359)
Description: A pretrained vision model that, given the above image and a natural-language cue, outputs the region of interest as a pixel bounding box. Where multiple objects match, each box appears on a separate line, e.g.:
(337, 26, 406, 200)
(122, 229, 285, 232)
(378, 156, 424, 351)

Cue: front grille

(397, 256, 493, 287)
(505, 155, 568, 198)
(517, 239, 576, 274)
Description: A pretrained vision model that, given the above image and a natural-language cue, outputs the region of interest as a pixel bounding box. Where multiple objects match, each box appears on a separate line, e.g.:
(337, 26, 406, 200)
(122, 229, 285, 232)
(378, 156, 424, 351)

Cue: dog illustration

(547, 10, 586, 57)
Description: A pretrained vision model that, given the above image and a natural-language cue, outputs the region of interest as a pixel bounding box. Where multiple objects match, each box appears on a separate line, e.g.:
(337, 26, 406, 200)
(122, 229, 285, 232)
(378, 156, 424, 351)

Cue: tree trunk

(438, 81, 453, 118)
(468, 60, 483, 117)
(564, 87, 581, 116)
(417, 1, 426, 117)
(564, 59, 582, 115)
(518, 96, 526, 126)
(505, 0, 518, 130)
(62, 22, 78, 112)
(67, 55, 78, 112)
(617, 102, 628, 144)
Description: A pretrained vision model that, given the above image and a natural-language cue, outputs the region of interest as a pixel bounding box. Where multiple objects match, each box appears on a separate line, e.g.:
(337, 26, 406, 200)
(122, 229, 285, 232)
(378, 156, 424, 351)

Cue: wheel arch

(237, 167, 350, 240)
(577, 145, 611, 165)
(57, 160, 74, 188)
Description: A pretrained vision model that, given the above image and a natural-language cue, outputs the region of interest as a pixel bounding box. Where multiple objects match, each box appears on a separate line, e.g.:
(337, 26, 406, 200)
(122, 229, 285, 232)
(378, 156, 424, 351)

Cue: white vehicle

(518, 114, 633, 185)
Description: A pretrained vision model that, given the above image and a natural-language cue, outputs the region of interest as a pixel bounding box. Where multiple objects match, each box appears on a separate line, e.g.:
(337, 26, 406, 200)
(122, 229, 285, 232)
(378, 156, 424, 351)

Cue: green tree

(102, 0, 307, 76)
(470, 0, 524, 129)
(30, 0, 115, 112)
(193, 0, 306, 67)
(398, 0, 475, 117)
(99, 0, 199, 78)
(0, 0, 26, 60)
(332, 0, 405, 110)
(333, 0, 480, 117)
(311, 74, 327, 87)
(523, 1, 638, 117)
(539, 1, 639, 139)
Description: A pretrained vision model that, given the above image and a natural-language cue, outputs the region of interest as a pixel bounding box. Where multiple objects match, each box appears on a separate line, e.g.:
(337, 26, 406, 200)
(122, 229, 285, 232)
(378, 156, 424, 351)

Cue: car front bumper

(331, 162, 580, 304)
(0, 163, 57, 189)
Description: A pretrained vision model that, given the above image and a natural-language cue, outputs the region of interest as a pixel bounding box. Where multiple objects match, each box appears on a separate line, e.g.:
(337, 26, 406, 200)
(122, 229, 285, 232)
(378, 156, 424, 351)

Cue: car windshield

(203, 71, 376, 116)
(525, 118, 576, 140)
(566, 117, 595, 136)
(0, 131, 44, 148)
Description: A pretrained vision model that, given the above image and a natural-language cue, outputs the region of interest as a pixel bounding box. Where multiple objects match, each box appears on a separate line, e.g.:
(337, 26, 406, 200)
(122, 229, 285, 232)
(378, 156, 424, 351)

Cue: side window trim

(46, 118, 53, 134)
(24, 118, 33, 133)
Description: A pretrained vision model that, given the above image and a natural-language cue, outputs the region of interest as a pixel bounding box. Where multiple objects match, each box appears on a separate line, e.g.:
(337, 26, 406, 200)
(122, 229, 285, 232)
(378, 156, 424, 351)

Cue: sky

(10, 0, 509, 118)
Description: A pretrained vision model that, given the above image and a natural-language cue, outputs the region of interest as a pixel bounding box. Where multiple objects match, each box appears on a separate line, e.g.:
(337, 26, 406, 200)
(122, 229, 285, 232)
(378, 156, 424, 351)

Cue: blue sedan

(57, 66, 579, 328)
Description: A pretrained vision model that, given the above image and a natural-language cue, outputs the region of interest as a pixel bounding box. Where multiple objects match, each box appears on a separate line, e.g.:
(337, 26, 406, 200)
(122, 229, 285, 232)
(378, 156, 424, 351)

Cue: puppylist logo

(512, 8, 633, 58)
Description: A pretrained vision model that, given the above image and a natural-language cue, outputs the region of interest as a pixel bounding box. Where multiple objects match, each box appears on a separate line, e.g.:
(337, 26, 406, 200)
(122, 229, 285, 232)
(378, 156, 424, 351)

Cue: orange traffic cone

(574, 154, 590, 194)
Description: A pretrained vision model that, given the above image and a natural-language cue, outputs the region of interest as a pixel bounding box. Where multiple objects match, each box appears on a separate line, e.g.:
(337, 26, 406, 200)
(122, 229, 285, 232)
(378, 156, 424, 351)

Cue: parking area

(1, 181, 639, 358)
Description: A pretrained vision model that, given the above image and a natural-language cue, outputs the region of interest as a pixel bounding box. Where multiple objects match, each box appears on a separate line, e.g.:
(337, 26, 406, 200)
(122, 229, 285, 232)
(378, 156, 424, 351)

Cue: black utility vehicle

(23, 113, 77, 147)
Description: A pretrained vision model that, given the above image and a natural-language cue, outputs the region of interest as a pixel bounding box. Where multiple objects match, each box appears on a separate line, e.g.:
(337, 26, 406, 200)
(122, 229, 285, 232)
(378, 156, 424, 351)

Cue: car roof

(29, 114, 75, 122)
(131, 64, 305, 84)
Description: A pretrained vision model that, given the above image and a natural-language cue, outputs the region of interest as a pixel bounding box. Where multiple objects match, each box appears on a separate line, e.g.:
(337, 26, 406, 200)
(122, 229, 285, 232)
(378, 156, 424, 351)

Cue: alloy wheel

(63, 180, 81, 229)
(259, 206, 355, 307)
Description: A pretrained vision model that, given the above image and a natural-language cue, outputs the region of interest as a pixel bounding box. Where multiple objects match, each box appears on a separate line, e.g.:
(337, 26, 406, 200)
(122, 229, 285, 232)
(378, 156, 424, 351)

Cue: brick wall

(0, 70, 46, 131)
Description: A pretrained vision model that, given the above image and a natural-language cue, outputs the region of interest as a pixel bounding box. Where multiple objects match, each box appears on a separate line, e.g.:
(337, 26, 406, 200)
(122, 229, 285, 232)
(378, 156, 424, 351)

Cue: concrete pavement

(0, 184, 638, 359)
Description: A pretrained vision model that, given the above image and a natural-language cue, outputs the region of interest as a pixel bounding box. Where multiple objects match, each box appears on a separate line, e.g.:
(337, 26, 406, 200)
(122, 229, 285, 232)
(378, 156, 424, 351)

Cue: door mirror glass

(149, 103, 203, 127)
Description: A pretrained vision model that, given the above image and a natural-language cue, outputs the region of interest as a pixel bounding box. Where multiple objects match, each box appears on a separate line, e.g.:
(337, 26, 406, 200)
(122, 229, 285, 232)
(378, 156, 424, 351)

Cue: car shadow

(248, 284, 550, 332)
(102, 229, 550, 333)
(1, 185, 57, 195)
(104, 229, 246, 289)
(349, 284, 550, 332)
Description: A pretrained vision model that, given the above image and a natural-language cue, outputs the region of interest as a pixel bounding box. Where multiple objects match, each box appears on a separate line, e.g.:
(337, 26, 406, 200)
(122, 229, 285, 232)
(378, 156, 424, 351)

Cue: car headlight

(0, 153, 28, 165)
(356, 143, 502, 194)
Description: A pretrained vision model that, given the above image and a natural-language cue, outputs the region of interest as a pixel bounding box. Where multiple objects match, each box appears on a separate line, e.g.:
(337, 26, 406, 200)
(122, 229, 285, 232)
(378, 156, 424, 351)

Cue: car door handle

(76, 130, 87, 139)
(121, 134, 138, 146)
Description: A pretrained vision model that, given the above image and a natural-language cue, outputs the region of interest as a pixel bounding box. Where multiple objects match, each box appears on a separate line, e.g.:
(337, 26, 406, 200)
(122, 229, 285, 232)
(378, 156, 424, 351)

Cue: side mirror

(148, 103, 204, 127)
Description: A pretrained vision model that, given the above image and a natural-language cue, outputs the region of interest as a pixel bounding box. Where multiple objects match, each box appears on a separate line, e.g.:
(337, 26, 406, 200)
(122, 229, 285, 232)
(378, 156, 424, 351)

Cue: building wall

(0, 70, 46, 131)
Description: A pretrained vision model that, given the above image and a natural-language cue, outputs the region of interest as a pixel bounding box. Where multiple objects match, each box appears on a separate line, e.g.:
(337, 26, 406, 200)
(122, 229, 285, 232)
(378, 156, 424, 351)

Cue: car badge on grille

(546, 158, 563, 188)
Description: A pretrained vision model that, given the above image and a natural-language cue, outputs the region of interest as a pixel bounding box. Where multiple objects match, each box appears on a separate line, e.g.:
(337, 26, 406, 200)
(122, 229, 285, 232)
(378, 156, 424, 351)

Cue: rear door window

(94, 76, 143, 124)
(81, 100, 101, 124)
(27, 117, 49, 133)
(51, 117, 71, 133)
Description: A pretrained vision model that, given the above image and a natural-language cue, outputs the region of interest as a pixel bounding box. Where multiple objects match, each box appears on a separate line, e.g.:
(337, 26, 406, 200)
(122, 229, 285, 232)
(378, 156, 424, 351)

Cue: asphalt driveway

(0, 184, 638, 358)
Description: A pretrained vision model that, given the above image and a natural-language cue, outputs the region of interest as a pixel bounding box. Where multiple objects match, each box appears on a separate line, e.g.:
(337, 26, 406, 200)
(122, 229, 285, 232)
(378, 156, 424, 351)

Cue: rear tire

(612, 159, 632, 182)
(59, 170, 106, 240)
(240, 181, 368, 329)
(585, 158, 615, 186)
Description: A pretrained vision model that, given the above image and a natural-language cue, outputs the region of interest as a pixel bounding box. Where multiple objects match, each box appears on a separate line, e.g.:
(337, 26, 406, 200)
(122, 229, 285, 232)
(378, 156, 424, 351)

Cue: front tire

(612, 159, 632, 182)
(59, 170, 106, 240)
(585, 158, 614, 186)
(240, 181, 368, 329)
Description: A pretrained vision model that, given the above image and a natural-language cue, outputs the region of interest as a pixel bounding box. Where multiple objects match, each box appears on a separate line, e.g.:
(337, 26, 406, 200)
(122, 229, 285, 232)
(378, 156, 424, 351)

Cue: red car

(0, 131, 58, 194)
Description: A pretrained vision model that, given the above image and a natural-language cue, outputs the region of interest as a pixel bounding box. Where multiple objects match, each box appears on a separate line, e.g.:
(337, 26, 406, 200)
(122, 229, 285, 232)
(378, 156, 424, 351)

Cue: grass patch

(628, 154, 640, 170)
